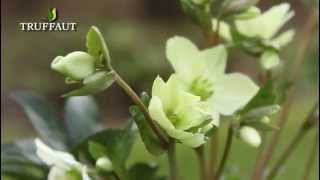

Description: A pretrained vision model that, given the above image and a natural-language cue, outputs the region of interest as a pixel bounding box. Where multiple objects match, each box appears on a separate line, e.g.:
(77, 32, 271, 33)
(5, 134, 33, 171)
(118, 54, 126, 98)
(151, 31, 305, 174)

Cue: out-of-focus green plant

(2, 0, 317, 180)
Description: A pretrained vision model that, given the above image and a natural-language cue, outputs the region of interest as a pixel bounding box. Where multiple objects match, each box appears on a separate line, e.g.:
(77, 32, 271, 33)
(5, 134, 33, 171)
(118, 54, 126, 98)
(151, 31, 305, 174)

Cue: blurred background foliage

(1, 0, 319, 179)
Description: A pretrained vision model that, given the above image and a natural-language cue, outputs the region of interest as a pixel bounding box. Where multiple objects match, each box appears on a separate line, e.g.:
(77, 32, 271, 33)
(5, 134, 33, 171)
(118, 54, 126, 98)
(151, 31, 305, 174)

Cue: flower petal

(235, 3, 294, 39)
(148, 96, 205, 147)
(81, 167, 91, 180)
(166, 36, 204, 83)
(199, 45, 227, 82)
(211, 73, 259, 115)
(151, 75, 183, 112)
(34, 139, 80, 169)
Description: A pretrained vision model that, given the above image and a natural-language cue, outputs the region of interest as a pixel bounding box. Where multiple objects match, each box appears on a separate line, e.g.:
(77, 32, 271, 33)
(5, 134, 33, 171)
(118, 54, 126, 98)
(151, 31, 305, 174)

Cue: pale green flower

(166, 36, 259, 117)
(35, 139, 91, 180)
(51, 51, 96, 81)
(234, 3, 294, 41)
(148, 74, 217, 148)
(239, 126, 261, 147)
(212, 3, 295, 69)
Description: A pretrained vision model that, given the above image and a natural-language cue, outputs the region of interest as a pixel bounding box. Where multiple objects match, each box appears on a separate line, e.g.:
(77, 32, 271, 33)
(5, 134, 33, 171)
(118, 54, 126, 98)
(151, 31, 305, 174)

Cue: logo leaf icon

(48, 8, 57, 22)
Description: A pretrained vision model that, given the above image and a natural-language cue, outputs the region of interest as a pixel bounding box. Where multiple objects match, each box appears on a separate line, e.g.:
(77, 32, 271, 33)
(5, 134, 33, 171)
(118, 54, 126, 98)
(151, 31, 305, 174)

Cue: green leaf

(47, 8, 57, 22)
(86, 26, 111, 66)
(73, 122, 135, 179)
(88, 141, 107, 160)
(129, 163, 167, 180)
(1, 140, 48, 179)
(242, 105, 280, 120)
(129, 106, 165, 156)
(63, 71, 116, 97)
(12, 92, 68, 150)
(65, 96, 103, 147)
(244, 121, 279, 131)
(240, 78, 277, 114)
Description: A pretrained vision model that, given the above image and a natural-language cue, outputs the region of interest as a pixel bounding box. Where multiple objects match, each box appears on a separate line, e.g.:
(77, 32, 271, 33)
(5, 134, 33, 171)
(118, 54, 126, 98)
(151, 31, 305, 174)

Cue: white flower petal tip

(239, 126, 261, 147)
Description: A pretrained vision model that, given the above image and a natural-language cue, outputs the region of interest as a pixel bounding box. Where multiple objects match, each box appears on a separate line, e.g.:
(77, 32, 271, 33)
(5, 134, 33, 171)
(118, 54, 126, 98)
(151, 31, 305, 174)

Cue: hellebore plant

(3, 1, 318, 180)
(212, 3, 295, 69)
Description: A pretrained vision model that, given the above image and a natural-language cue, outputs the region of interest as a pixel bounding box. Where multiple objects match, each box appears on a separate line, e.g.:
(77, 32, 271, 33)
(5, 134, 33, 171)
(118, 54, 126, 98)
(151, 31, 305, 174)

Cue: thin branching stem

(215, 125, 234, 180)
(113, 71, 170, 147)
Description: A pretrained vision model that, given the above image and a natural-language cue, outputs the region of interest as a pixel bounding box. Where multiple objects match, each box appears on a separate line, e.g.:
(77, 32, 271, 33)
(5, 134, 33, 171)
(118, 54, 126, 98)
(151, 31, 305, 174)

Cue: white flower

(34, 138, 91, 180)
(166, 36, 259, 119)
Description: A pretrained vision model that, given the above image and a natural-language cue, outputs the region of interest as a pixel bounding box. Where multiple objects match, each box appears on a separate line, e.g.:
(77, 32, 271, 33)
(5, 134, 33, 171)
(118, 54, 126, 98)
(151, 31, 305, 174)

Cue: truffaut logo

(19, 8, 77, 32)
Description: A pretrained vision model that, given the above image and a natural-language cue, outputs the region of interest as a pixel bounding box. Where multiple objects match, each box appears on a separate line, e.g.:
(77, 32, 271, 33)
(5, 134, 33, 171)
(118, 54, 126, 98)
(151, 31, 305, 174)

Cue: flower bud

(239, 126, 261, 147)
(96, 156, 113, 172)
(51, 51, 96, 80)
(260, 116, 271, 124)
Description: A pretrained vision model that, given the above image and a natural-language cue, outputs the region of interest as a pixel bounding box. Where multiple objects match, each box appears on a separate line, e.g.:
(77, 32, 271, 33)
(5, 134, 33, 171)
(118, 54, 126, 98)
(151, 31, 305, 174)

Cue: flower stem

(251, 8, 317, 180)
(215, 125, 234, 180)
(168, 142, 178, 180)
(113, 71, 170, 147)
(208, 130, 219, 179)
(195, 146, 207, 180)
(265, 129, 307, 180)
(301, 131, 319, 180)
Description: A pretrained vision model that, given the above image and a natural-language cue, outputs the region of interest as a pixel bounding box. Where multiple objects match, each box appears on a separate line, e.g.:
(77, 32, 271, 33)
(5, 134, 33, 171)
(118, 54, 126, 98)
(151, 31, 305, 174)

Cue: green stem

(215, 125, 233, 180)
(113, 71, 170, 147)
(265, 129, 307, 180)
(208, 130, 219, 179)
(168, 143, 178, 180)
(301, 131, 319, 180)
(195, 146, 207, 180)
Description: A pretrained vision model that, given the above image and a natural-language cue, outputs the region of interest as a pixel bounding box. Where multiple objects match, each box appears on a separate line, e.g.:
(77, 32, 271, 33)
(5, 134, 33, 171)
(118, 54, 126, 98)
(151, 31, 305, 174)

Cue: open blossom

(166, 36, 259, 121)
(148, 74, 217, 148)
(212, 3, 295, 69)
(34, 139, 91, 180)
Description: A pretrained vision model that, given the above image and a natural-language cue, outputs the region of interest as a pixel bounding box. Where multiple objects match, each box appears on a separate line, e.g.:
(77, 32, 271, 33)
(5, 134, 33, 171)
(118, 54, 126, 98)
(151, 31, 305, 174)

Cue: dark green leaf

(129, 163, 167, 180)
(1, 140, 48, 180)
(86, 26, 111, 66)
(73, 121, 135, 179)
(63, 71, 116, 97)
(12, 92, 68, 150)
(129, 106, 165, 156)
(65, 96, 103, 146)
(88, 141, 107, 160)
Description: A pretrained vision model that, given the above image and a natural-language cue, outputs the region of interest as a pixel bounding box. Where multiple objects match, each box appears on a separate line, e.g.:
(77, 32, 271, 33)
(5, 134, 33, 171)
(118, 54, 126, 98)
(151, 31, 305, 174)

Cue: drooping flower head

(148, 74, 217, 148)
(166, 36, 259, 118)
(34, 139, 91, 180)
